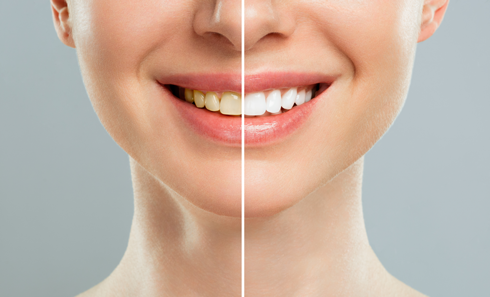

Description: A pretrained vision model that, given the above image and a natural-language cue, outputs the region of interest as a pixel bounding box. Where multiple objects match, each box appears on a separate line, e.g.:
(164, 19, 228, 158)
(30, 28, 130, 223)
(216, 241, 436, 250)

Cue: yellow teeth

(205, 92, 220, 111)
(184, 88, 194, 103)
(183, 88, 242, 115)
(193, 90, 205, 108)
(220, 92, 241, 115)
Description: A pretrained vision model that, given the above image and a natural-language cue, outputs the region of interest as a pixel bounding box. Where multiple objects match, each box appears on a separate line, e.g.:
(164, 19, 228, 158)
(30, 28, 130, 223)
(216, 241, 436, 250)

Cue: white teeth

(295, 89, 306, 106)
(281, 88, 297, 110)
(244, 92, 266, 116)
(178, 84, 319, 116)
(266, 90, 282, 113)
(305, 89, 312, 103)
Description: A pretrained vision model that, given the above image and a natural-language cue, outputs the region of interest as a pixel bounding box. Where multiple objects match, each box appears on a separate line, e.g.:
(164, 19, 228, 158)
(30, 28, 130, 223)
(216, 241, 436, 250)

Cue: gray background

(0, 0, 488, 296)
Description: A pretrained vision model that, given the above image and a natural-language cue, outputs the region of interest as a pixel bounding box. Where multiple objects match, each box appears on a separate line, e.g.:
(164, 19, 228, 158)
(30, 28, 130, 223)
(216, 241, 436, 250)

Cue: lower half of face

(72, 0, 243, 217)
(70, 0, 423, 218)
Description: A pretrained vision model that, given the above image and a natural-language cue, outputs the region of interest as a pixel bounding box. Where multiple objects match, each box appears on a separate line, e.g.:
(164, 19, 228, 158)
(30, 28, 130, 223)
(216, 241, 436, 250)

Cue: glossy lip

(159, 73, 241, 93)
(156, 72, 336, 147)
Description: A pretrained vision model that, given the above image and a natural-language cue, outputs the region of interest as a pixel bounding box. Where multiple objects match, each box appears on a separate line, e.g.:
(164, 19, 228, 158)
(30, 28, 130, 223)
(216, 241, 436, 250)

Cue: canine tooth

(266, 90, 281, 113)
(185, 88, 194, 103)
(282, 88, 297, 110)
(245, 92, 266, 116)
(295, 89, 306, 106)
(220, 92, 241, 115)
(305, 89, 312, 102)
(205, 92, 220, 111)
(194, 90, 205, 108)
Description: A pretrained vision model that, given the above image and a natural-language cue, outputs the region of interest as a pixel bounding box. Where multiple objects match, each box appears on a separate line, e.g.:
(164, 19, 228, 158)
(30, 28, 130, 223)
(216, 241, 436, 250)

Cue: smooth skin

(244, 0, 447, 295)
(51, 0, 448, 296)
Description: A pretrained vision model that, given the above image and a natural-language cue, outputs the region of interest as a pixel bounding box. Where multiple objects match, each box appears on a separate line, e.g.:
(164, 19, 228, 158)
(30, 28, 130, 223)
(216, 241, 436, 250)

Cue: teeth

(205, 92, 220, 111)
(266, 90, 281, 113)
(305, 89, 312, 103)
(295, 89, 306, 106)
(281, 88, 297, 110)
(244, 92, 266, 116)
(175, 84, 320, 116)
(194, 90, 205, 108)
(185, 88, 194, 103)
(220, 92, 241, 115)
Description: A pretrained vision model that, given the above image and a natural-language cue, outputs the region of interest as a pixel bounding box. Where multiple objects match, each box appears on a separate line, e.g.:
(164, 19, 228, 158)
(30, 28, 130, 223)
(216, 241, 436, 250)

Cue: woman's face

(65, 0, 424, 217)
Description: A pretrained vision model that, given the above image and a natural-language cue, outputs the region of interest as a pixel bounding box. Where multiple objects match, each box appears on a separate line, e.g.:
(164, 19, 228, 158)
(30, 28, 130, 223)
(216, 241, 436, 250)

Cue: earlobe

(418, 0, 449, 43)
(51, 0, 75, 48)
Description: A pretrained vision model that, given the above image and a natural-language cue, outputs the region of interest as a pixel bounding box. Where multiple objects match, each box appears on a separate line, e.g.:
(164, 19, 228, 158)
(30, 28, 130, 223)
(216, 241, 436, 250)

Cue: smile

(157, 73, 335, 146)
(168, 84, 326, 117)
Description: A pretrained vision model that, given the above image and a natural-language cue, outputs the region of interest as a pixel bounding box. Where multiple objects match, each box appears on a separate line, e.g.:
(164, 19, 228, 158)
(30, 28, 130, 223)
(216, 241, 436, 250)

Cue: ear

(51, 0, 75, 48)
(418, 0, 449, 42)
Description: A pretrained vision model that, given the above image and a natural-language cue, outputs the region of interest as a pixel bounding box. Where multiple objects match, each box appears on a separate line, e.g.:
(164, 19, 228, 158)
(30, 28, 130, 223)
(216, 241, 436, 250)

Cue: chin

(187, 182, 242, 218)
(243, 165, 321, 218)
(159, 164, 242, 218)
(244, 191, 301, 218)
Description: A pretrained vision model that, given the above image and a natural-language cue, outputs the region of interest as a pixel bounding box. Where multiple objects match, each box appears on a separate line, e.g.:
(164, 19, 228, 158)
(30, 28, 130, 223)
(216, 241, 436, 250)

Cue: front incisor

(205, 92, 220, 111)
(220, 92, 241, 115)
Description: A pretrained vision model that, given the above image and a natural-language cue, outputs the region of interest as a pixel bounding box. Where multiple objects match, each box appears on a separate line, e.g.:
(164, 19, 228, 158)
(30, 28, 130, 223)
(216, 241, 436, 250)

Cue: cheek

(308, 0, 421, 77)
(245, 0, 423, 217)
(311, 0, 422, 147)
(73, 0, 186, 71)
(70, 0, 190, 150)
(319, 2, 422, 165)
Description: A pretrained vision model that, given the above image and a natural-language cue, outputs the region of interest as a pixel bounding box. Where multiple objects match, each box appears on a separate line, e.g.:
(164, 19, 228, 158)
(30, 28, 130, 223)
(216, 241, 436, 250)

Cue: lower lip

(161, 84, 322, 147)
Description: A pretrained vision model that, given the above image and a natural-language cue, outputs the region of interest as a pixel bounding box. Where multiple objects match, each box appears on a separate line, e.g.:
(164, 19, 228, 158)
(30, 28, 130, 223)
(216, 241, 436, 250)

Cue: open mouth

(166, 83, 329, 116)
(157, 72, 335, 146)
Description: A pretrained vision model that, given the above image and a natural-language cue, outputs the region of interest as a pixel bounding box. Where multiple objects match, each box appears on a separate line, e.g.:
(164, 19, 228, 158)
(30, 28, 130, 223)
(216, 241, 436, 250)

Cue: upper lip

(157, 73, 241, 93)
(156, 72, 337, 93)
(244, 72, 336, 93)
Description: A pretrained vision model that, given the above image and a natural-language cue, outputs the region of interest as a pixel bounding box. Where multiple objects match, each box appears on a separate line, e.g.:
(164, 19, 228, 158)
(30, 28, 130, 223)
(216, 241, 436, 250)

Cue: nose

(244, 0, 295, 51)
(193, 0, 242, 51)
(193, 0, 295, 52)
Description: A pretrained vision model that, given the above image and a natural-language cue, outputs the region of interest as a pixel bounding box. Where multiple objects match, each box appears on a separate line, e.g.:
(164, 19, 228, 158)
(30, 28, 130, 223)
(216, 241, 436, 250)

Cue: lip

(157, 72, 335, 147)
(158, 73, 241, 93)
(245, 72, 335, 93)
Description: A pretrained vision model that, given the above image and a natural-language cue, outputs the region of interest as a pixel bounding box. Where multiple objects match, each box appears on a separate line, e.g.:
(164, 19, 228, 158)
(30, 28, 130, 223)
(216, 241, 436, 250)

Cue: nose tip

(193, 0, 242, 51)
(244, 1, 294, 51)
(193, 1, 295, 53)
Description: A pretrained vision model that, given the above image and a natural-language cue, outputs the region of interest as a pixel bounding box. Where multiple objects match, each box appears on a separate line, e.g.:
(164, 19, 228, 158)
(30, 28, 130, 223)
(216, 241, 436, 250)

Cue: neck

(102, 158, 242, 297)
(93, 157, 400, 297)
(245, 157, 390, 296)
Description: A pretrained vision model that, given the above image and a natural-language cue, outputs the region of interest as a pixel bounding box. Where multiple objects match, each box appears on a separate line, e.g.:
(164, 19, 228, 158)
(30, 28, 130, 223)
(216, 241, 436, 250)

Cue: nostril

(263, 32, 285, 40)
(251, 32, 287, 49)
(202, 32, 234, 47)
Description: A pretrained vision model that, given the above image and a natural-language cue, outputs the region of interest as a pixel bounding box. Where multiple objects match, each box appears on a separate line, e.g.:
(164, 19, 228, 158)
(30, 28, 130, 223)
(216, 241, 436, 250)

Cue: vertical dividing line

(241, 0, 245, 295)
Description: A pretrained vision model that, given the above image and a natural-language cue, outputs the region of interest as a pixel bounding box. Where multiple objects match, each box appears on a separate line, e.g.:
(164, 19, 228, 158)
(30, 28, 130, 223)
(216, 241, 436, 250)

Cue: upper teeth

(177, 85, 317, 116)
